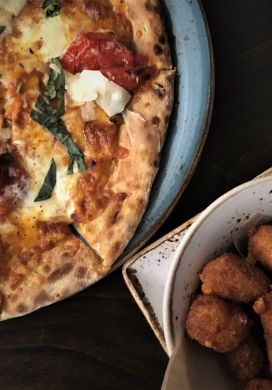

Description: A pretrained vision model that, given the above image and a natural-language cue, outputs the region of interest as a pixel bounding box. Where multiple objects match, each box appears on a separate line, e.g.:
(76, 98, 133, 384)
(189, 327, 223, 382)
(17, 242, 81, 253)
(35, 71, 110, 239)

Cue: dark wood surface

(2, 1, 272, 389)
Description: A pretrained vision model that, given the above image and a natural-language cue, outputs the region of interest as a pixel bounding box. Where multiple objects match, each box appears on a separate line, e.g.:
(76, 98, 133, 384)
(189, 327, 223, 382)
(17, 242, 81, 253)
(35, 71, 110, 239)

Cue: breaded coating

(249, 225, 272, 270)
(244, 378, 272, 390)
(200, 253, 271, 303)
(186, 295, 251, 353)
(253, 291, 272, 372)
(226, 338, 264, 380)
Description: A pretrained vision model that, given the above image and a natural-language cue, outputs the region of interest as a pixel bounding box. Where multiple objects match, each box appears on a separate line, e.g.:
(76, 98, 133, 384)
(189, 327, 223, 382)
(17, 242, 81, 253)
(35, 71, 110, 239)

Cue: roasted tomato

(61, 33, 154, 92)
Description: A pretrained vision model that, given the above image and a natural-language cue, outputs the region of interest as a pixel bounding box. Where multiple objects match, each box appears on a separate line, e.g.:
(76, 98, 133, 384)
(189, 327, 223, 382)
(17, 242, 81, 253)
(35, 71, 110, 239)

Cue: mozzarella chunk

(66, 70, 131, 116)
(39, 16, 68, 61)
(65, 70, 106, 104)
(96, 81, 131, 117)
(0, 0, 27, 15)
(18, 16, 68, 62)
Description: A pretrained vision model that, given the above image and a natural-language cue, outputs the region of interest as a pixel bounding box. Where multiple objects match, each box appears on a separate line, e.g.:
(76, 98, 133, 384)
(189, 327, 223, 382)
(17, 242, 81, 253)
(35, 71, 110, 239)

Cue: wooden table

(2, 1, 272, 389)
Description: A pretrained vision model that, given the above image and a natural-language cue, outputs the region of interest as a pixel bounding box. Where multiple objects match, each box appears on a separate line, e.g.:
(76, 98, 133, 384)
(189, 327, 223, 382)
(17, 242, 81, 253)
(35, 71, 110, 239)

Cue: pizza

(0, 0, 174, 319)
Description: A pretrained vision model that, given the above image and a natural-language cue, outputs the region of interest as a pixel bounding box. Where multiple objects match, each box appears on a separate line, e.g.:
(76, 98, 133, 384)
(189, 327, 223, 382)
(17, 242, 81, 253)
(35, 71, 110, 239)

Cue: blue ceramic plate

(114, 0, 214, 268)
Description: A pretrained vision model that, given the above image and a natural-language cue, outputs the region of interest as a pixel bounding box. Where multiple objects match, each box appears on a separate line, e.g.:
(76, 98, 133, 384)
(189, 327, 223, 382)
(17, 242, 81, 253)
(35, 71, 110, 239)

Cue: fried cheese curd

(186, 295, 251, 353)
(200, 253, 271, 303)
(253, 292, 272, 373)
(226, 338, 264, 381)
(249, 225, 272, 270)
(244, 378, 272, 390)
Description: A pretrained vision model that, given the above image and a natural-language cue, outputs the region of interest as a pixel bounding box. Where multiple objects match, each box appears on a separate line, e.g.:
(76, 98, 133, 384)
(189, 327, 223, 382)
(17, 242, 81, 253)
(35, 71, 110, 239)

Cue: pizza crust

(76, 70, 175, 266)
(0, 236, 106, 320)
(0, 1, 174, 319)
(125, 0, 172, 69)
(129, 70, 175, 145)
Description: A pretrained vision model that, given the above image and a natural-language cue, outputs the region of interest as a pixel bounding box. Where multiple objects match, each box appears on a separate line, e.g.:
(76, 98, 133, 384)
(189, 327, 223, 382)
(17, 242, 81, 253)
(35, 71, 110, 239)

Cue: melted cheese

(0, 1, 133, 251)
(0, 0, 27, 15)
(66, 70, 131, 116)
(18, 15, 69, 62)
(18, 143, 79, 223)
(0, 9, 13, 39)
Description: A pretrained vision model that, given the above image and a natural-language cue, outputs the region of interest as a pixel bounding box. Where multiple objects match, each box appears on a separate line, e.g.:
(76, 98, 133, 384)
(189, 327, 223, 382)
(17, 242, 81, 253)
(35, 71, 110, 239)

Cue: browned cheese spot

(10, 294, 18, 303)
(154, 44, 163, 56)
(159, 35, 166, 44)
(16, 303, 27, 313)
(43, 265, 51, 274)
(153, 83, 166, 98)
(138, 197, 145, 207)
(152, 116, 160, 125)
(153, 159, 160, 168)
(113, 241, 121, 254)
(145, 0, 159, 13)
(34, 291, 50, 306)
(48, 263, 74, 283)
(76, 267, 88, 279)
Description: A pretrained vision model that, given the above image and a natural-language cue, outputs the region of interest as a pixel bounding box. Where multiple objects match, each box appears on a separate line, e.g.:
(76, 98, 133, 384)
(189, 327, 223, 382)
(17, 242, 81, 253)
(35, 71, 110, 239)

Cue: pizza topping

(61, 33, 154, 92)
(16, 81, 24, 95)
(48, 58, 65, 115)
(0, 0, 27, 16)
(30, 96, 86, 174)
(42, 0, 61, 18)
(0, 153, 28, 218)
(96, 79, 131, 118)
(35, 159, 57, 202)
(82, 0, 112, 21)
(65, 70, 131, 117)
(18, 15, 68, 63)
(36, 221, 69, 251)
(80, 101, 96, 123)
(0, 127, 10, 141)
(84, 121, 128, 158)
(0, 11, 13, 40)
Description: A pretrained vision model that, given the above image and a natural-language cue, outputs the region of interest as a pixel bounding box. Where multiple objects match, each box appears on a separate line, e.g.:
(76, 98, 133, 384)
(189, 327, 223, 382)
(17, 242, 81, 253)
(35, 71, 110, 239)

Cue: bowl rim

(163, 174, 272, 355)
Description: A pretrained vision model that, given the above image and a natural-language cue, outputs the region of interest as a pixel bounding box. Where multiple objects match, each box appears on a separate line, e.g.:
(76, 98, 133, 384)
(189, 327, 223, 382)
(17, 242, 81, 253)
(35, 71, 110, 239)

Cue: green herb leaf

(30, 96, 86, 174)
(0, 26, 6, 34)
(48, 58, 65, 115)
(42, 0, 61, 18)
(47, 68, 58, 100)
(34, 159, 57, 201)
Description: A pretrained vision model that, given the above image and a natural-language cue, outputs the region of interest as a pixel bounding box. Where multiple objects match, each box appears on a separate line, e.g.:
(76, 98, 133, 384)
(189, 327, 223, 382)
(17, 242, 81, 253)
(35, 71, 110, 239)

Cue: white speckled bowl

(163, 175, 272, 389)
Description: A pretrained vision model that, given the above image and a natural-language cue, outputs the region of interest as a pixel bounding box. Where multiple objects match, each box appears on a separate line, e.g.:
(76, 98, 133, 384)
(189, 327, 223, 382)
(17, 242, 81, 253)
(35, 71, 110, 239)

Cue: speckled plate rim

(122, 217, 196, 352)
(163, 173, 272, 355)
(111, 0, 215, 272)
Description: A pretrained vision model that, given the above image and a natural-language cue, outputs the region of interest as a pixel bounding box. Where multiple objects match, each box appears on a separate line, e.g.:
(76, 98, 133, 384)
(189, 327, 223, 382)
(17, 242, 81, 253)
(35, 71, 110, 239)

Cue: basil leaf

(47, 67, 58, 100)
(48, 58, 65, 115)
(30, 96, 86, 174)
(34, 159, 57, 202)
(0, 26, 6, 34)
(42, 0, 61, 18)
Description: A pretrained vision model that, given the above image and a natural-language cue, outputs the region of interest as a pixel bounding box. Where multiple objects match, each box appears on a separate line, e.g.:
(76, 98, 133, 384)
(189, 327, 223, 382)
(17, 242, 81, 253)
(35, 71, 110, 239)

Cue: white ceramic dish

(122, 218, 195, 351)
(163, 175, 272, 389)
